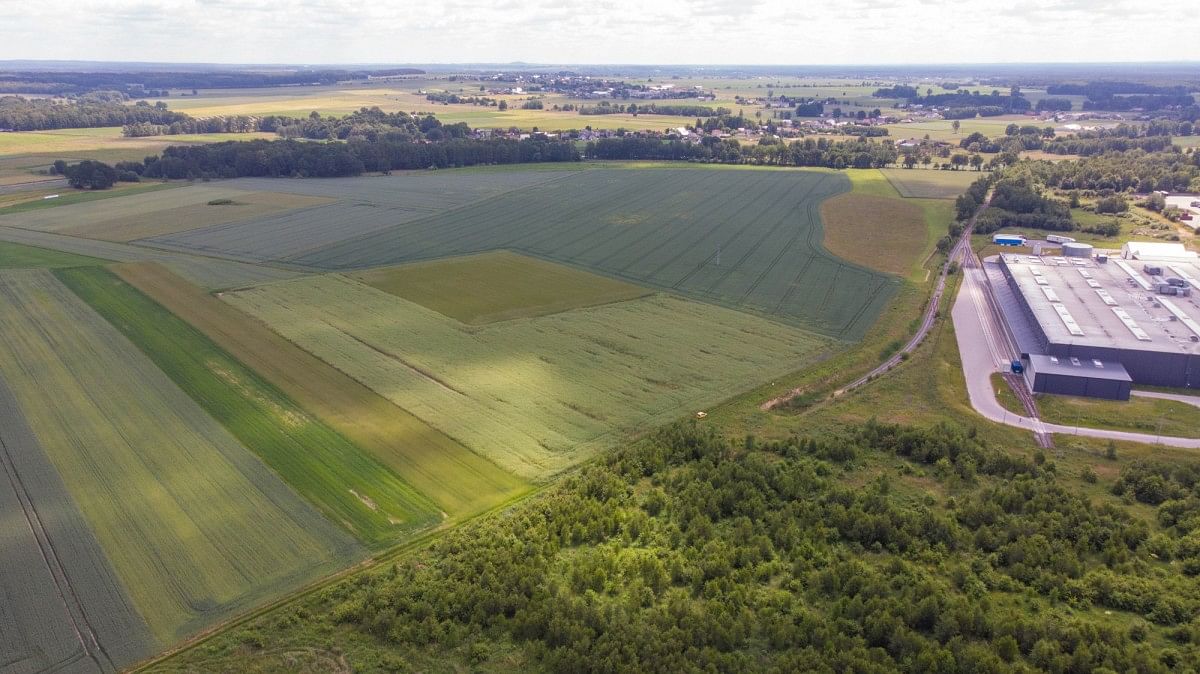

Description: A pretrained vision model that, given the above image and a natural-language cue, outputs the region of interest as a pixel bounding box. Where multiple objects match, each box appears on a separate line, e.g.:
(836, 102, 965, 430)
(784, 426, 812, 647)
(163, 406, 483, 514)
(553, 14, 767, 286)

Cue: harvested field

(820, 193, 927, 276)
(881, 168, 979, 199)
(0, 270, 361, 646)
(0, 225, 300, 288)
(143, 169, 579, 262)
(0, 376, 154, 673)
(60, 267, 441, 546)
(351, 251, 652, 324)
(226, 275, 829, 479)
(115, 262, 528, 516)
(289, 168, 893, 340)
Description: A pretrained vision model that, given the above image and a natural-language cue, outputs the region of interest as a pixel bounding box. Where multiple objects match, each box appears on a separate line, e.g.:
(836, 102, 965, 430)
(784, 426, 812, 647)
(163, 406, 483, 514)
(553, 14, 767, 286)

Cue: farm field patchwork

(290, 168, 895, 340)
(0, 376, 153, 673)
(880, 168, 980, 199)
(57, 190, 335, 242)
(59, 267, 442, 547)
(0, 239, 109, 268)
(115, 261, 528, 516)
(0, 225, 301, 288)
(0, 270, 362, 647)
(143, 169, 580, 262)
(225, 274, 830, 479)
(0, 183, 276, 234)
(821, 169, 953, 279)
(351, 250, 651, 324)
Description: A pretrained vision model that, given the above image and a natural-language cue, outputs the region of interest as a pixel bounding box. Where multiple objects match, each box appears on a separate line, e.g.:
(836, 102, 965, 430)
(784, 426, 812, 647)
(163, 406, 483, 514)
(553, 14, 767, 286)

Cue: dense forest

(165, 420, 1200, 672)
(127, 136, 580, 179)
(0, 93, 188, 130)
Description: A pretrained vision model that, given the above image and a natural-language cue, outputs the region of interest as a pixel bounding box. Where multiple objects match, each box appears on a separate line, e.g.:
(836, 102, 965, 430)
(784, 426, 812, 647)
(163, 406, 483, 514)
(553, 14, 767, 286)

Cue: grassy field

(1172, 136, 1200, 148)
(144, 170, 580, 262)
(0, 375, 155, 671)
(0, 270, 361, 646)
(880, 168, 980, 199)
(351, 251, 652, 324)
(0, 184, 270, 233)
(821, 169, 952, 280)
(115, 261, 528, 516)
(0, 182, 178, 215)
(58, 267, 442, 547)
(0, 225, 301, 289)
(226, 274, 830, 479)
(0, 239, 109, 268)
(62, 190, 334, 242)
(288, 167, 894, 341)
(0, 126, 277, 159)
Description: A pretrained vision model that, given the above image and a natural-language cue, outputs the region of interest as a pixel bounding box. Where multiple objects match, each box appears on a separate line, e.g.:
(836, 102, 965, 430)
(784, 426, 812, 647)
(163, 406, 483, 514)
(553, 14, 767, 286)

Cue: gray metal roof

(998, 254, 1200, 356)
(1026, 353, 1132, 382)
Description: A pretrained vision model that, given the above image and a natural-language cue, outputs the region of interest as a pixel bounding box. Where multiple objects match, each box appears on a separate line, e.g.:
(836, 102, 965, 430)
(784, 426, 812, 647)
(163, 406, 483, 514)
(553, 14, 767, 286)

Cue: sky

(0, 0, 1197, 66)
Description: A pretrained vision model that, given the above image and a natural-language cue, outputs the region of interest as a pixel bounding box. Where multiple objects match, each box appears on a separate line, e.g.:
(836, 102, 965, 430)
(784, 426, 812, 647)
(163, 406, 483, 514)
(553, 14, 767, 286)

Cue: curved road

(834, 193, 985, 396)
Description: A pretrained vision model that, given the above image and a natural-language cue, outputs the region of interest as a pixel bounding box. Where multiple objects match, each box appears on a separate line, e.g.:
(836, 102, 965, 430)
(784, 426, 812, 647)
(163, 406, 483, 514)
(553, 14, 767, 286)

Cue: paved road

(834, 194, 988, 396)
(951, 251, 1200, 449)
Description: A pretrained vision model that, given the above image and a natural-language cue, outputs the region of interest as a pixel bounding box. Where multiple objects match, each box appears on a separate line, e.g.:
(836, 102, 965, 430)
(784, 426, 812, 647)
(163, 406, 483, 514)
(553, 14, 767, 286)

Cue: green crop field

(116, 261, 528, 517)
(880, 168, 980, 199)
(144, 170, 580, 262)
(0, 239, 109, 268)
(0, 375, 155, 672)
(0, 182, 178, 216)
(820, 169, 953, 279)
(226, 273, 830, 479)
(58, 190, 334, 242)
(351, 251, 652, 324)
(286, 167, 894, 340)
(0, 270, 361, 647)
(0, 225, 301, 289)
(58, 267, 442, 547)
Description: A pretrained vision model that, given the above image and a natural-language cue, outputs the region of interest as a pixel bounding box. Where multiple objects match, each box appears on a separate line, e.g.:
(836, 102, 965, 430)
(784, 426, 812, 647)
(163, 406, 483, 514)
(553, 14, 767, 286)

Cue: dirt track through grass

(115, 261, 528, 516)
(0, 269, 362, 646)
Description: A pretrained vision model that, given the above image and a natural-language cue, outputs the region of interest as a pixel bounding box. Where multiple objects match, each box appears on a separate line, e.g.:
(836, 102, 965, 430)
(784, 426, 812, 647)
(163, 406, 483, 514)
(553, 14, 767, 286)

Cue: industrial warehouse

(988, 241, 1200, 400)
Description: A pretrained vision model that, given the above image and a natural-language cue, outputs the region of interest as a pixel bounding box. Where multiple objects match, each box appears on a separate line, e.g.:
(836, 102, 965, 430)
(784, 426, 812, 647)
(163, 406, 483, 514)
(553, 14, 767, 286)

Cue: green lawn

(57, 267, 443, 548)
(0, 182, 178, 215)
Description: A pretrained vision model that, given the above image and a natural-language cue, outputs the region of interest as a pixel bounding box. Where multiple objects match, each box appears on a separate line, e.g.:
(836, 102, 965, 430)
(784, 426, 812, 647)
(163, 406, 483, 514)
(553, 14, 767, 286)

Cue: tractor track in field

(0, 417, 115, 673)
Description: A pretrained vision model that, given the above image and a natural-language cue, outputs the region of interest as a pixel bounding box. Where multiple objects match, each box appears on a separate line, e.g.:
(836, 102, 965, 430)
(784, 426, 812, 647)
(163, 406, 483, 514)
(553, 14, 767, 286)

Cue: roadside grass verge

(56, 266, 442, 548)
(115, 261, 529, 516)
(988, 373, 1200, 439)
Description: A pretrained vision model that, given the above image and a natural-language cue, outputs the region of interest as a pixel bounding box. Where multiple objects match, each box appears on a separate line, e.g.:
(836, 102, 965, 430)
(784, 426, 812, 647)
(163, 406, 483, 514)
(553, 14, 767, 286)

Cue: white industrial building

(1120, 241, 1199, 261)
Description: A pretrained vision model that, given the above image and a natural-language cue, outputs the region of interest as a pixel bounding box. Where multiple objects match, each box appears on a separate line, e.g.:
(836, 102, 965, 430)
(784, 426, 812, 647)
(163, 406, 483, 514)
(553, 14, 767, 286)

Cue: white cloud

(0, 0, 1195, 64)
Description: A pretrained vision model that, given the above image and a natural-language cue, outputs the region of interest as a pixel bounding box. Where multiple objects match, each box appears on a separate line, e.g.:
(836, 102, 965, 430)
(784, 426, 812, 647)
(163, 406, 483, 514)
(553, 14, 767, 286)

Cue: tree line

(0, 67, 424, 97)
(586, 135, 898, 169)
(0, 94, 188, 131)
(175, 419, 1200, 672)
